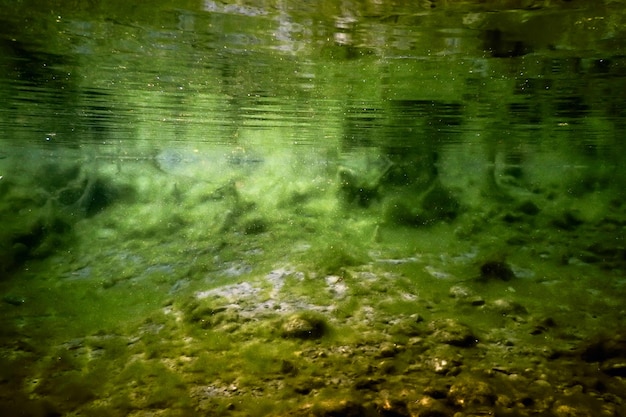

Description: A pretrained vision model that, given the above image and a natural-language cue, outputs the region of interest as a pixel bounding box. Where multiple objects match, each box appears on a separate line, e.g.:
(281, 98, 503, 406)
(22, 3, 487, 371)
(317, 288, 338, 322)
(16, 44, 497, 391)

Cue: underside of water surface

(1, 1, 626, 416)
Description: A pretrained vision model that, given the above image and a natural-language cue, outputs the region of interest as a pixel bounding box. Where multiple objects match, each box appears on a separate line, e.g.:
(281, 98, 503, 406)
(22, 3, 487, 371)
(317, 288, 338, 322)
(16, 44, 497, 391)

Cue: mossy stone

(281, 312, 327, 339)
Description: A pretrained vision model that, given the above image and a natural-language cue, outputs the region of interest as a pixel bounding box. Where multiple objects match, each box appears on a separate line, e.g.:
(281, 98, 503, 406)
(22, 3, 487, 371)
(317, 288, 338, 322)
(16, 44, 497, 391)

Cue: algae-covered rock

(411, 395, 450, 417)
(310, 399, 370, 417)
(479, 260, 516, 281)
(281, 311, 327, 339)
(241, 215, 267, 235)
(306, 242, 370, 276)
(337, 166, 380, 208)
(384, 182, 459, 227)
(448, 377, 496, 409)
(428, 319, 477, 348)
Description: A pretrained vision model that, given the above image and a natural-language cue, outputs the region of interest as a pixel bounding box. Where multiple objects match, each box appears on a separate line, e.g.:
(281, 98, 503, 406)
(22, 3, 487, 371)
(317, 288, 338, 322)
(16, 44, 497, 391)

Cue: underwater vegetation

(2, 0, 626, 415)
(0, 159, 133, 277)
(2, 128, 626, 417)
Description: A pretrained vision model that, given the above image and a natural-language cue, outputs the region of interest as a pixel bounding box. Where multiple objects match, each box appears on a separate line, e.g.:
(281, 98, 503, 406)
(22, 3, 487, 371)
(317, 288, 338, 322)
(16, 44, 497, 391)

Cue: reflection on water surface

(1, 1, 626, 416)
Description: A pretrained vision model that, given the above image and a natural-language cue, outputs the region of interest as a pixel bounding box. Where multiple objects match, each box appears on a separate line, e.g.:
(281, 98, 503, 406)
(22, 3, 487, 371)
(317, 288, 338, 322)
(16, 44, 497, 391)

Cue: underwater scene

(1, 0, 626, 416)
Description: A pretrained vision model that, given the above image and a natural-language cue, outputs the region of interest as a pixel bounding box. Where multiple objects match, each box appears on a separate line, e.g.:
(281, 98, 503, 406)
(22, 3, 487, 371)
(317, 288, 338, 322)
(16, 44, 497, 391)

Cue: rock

(491, 299, 528, 315)
(448, 378, 496, 409)
(469, 296, 486, 306)
(552, 211, 584, 231)
(280, 360, 297, 375)
(312, 399, 369, 417)
(429, 319, 478, 347)
(294, 378, 325, 394)
(281, 312, 327, 339)
(420, 182, 459, 222)
(354, 377, 382, 391)
(479, 260, 516, 281)
(529, 379, 552, 390)
(425, 345, 463, 375)
(337, 166, 380, 207)
(600, 359, 626, 377)
(553, 404, 583, 417)
(580, 331, 626, 363)
(449, 285, 473, 299)
(517, 200, 540, 215)
(410, 396, 450, 417)
(423, 386, 448, 399)
(530, 317, 557, 335)
(376, 398, 410, 417)
(388, 320, 420, 338)
(383, 182, 459, 227)
(378, 360, 396, 374)
(2, 295, 25, 306)
(427, 356, 462, 376)
(378, 342, 400, 358)
(241, 216, 267, 235)
(449, 286, 485, 306)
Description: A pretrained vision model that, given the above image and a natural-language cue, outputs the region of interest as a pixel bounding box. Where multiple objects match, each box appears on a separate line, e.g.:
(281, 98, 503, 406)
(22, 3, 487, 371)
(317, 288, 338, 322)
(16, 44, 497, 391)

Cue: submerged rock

(311, 399, 369, 417)
(383, 182, 459, 227)
(491, 298, 528, 315)
(580, 331, 626, 363)
(411, 396, 450, 417)
(601, 359, 626, 377)
(281, 312, 327, 339)
(479, 260, 516, 281)
(552, 211, 584, 231)
(448, 378, 496, 409)
(428, 319, 478, 348)
(2, 294, 25, 306)
(337, 166, 380, 208)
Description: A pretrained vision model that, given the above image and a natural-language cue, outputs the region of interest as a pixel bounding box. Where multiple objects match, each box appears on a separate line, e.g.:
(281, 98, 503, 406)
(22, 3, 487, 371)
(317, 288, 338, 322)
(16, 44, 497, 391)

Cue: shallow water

(1, 1, 626, 416)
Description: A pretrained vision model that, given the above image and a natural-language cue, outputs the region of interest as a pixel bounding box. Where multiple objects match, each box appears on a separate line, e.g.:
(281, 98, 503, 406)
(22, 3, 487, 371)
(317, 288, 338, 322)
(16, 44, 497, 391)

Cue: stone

(378, 342, 400, 358)
(580, 331, 626, 363)
(241, 216, 267, 234)
(449, 285, 473, 299)
(600, 359, 626, 377)
(376, 398, 410, 417)
(479, 260, 516, 281)
(425, 345, 463, 375)
(552, 211, 584, 231)
(420, 182, 460, 222)
(553, 403, 594, 417)
(448, 378, 496, 409)
(517, 200, 540, 215)
(383, 182, 459, 227)
(354, 377, 382, 391)
(470, 296, 486, 306)
(337, 166, 380, 208)
(281, 312, 326, 339)
(491, 299, 528, 315)
(411, 396, 450, 417)
(429, 319, 478, 347)
(312, 399, 369, 417)
(280, 360, 297, 375)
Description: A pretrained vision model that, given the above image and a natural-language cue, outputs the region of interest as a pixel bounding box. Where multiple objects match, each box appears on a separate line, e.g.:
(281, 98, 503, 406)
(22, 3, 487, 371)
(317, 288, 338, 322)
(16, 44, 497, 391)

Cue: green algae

(1, 1, 626, 416)
(303, 241, 371, 277)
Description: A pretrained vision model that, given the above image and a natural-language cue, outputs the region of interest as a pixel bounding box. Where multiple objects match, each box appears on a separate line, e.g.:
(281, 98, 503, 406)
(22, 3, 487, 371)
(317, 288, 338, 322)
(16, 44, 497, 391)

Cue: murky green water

(2, 1, 626, 416)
